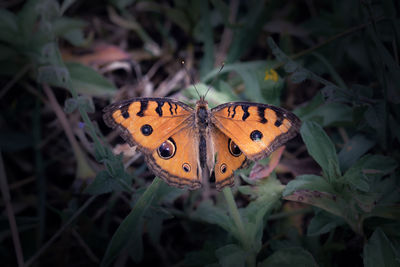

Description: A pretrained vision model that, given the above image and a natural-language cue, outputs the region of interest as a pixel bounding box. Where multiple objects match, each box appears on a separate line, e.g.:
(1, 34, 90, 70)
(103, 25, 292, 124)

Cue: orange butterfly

(103, 96, 300, 190)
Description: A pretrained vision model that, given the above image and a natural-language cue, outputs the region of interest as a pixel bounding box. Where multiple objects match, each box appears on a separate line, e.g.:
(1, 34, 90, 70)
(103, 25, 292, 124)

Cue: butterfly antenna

(204, 62, 225, 99)
(181, 60, 201, 99)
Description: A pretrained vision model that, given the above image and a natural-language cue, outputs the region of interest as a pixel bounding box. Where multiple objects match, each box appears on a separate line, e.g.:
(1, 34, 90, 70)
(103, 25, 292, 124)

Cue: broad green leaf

(146, 207, 173, 244)
(283, 189, 343, 220)
(343, 154, 398, 192)
(53, 17, 86, 46)
(100, 177, 162, 267)
(314, 103, 353, 127)
(201, 61, 267, 102)
(283, 175, 335, 196)
(294, 92, 324, 119)
(363, 228, 399, 267)
(338, 134, 375, 171)
(300, 121, 341, 180)
(307, 209, 346, 236)
(215, 244, 246, 267)
(127, 217, 144, 262)
(259, 248, 318, 267)
(66, 62, 116, 96)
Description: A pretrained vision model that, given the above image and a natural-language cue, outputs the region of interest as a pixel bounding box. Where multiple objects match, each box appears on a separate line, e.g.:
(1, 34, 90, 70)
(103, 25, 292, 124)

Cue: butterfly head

(196, 97, 208, 109)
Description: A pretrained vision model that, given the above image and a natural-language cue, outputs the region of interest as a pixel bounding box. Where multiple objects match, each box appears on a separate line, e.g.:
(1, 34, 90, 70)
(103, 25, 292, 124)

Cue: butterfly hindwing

(145, 126, 202, 189)
(211, 127, 249, 190)
(211, 102, 301, 161)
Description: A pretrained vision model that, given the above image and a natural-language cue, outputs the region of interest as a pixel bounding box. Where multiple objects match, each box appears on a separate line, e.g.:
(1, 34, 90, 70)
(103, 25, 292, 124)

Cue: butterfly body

(103, 97, 300, 190)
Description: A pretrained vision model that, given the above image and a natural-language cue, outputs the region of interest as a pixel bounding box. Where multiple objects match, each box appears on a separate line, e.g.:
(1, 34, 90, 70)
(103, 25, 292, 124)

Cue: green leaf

(338, 134, 375, 171)
(201, 61, 267, 102)
(283, 189, 343, 220)
(259, 248, 318, 267)
(343, 154, 398, 192)
(191, 200, 234, 234)
(66, 62, 117, 97)
(241, 176, 284, 252)
(313, 103, 353, 127)
(100, 178, 162, 267)
(37, 65, 69, 87)
(300, 121, 341, 180)
(290, 70, 309, 83)
(215, 244, 246, 267)
(146, 207, 173, 244)
(283, 175, 335, 196)
(84, 170, 124, 195)
(363, 228, 399, 267)
(52, 17, 86, 46)
(307, 209, 346, 236)
(184, 241, 218, 266)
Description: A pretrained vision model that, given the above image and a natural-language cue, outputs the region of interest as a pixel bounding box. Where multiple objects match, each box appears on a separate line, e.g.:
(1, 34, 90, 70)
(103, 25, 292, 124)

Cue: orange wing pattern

(103, 98, 194, 152)
(211, 127, 249, 190)
(211, 102, 301, 161)
(103, 98, 201, 189)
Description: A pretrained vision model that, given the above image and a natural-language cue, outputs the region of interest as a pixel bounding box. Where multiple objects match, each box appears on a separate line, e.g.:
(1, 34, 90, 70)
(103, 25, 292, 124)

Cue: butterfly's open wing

(103, 97, 202, 189)
(211, 102, 301, 161)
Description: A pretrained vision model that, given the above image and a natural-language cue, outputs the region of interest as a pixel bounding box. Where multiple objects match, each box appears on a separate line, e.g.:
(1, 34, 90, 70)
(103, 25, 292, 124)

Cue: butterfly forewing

(103, 98, 194, 152)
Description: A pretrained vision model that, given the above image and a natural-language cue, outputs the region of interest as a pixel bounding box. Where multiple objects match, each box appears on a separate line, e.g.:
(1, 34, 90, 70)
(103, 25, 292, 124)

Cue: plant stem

(222, 187, 255, 267)
(0, 151, 25, 267)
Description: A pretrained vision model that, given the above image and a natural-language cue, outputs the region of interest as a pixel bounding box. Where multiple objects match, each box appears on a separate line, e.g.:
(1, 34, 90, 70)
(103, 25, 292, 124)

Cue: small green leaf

(259, 247, 318, 267)
(84, 170, 124, 195)
(215, 244, 246, 267)
(290, 70, 309, 83)
(191, 200, 234, 234)
(283, 175, 335, 196)
(37, 65, 69, 87)
(363, 228, 399, 267)
(66, 62, 116, 96)
(64, 98, 78, 113)
(307, 209, 346, 236)
(300, 121, 341, 180)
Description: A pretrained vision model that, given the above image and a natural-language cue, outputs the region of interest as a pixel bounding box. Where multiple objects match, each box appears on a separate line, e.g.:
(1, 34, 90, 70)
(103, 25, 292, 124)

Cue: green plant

(0, 1, 399, 267)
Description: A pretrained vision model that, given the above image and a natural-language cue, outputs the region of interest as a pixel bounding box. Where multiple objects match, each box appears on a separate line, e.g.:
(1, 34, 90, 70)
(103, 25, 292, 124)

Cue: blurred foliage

(0, 0, 399, 267)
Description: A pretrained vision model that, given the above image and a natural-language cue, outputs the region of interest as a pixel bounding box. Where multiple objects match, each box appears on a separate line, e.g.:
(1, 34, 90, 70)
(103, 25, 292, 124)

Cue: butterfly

(103, 95, 301, 190)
